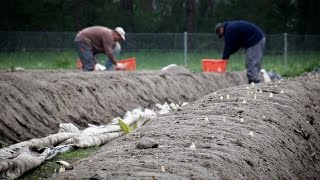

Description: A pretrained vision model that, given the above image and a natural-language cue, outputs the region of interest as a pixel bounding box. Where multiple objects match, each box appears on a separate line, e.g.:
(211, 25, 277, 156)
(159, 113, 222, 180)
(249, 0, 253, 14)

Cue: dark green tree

(0, 0, 319, 34)
(297, 0, 320, 34)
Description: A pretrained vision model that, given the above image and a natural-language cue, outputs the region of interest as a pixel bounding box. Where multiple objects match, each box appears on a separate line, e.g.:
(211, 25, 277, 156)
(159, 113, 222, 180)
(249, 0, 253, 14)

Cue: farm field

(2, 1, 320, 179)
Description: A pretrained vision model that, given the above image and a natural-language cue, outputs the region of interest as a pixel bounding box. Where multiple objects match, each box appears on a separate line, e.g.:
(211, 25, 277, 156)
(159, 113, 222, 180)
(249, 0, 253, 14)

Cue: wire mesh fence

(0, 32, 75, 51)
(0, 31, 319, 66)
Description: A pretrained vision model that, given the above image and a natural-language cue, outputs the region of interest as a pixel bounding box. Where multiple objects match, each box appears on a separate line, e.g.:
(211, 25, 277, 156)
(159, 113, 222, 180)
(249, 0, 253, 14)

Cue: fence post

(284, 33, 288, 67)
(184, 32, 188, 66)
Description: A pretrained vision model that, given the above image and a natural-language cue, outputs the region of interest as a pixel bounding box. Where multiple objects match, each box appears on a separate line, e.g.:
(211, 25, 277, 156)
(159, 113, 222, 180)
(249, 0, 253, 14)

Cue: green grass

(20, 146, 99, 180)
(0, 50, 319, 77)
(0, 51, 76, 70)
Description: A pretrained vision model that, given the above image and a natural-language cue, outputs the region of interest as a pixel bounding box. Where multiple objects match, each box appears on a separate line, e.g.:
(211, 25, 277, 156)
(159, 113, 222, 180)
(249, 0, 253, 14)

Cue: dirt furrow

(53, 76, 320, 179)
(0, 70, 247, 144)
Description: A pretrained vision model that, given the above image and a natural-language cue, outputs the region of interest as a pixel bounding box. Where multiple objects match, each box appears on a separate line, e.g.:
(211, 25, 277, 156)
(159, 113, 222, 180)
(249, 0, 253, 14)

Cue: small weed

(118, 118, 133, 134)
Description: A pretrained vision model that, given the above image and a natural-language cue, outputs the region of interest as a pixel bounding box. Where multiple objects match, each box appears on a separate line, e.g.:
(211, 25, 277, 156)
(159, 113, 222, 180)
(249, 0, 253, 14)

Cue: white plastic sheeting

(0, 102, 187, 179)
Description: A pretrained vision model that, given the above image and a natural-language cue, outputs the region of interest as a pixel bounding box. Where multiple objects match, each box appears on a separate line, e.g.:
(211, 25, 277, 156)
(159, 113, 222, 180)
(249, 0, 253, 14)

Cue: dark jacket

(222, 20, 264, 59)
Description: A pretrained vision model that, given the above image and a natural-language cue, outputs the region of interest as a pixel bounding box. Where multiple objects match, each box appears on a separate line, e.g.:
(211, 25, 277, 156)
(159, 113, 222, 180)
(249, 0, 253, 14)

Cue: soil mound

(0, 70, 247, 145)
(52, 74, 320, 179)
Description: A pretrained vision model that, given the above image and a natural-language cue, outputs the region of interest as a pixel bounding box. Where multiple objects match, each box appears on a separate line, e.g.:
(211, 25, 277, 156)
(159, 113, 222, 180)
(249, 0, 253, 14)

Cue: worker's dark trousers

(74, 40, 95, 71)
(245, 37, 266, 83)
(105, 44, 121, 70)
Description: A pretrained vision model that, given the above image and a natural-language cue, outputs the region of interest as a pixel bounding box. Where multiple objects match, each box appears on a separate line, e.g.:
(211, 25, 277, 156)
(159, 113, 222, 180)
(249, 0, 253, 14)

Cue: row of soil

(0, 69, 247, 145)
(53, 73, 320, 179)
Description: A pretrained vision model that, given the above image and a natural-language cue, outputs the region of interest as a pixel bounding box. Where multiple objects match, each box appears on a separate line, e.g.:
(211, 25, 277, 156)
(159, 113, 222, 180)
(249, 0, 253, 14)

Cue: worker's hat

(115, 27, 125, 41)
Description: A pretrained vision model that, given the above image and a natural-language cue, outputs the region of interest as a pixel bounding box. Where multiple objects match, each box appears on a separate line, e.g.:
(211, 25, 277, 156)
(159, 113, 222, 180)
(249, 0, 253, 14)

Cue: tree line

(1, 0, 319, 34)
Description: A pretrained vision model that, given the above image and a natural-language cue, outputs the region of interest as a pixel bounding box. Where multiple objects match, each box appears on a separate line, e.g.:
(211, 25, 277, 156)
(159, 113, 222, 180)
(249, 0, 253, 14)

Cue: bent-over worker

(74, 26, 126, 71)
(215, 20, 266, 83)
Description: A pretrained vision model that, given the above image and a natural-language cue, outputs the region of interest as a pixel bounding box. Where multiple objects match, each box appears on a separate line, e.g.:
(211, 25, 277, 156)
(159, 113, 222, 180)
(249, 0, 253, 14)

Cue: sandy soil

(0, 68, 319, 179)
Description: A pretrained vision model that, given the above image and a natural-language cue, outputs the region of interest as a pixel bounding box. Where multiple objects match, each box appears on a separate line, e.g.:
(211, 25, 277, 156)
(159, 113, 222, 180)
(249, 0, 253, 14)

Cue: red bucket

(201, 59, 227, 72)
(118, 57, 136, 71)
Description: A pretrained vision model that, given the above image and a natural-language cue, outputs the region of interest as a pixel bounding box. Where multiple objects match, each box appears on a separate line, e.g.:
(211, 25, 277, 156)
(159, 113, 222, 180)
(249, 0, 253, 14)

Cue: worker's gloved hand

(115, 63, 127, 71)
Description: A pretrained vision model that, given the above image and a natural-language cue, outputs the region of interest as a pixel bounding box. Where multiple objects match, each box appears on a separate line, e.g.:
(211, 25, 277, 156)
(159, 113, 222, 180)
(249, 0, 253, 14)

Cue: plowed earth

(0, 68, 246, 145)
(0, 68, 319, 179)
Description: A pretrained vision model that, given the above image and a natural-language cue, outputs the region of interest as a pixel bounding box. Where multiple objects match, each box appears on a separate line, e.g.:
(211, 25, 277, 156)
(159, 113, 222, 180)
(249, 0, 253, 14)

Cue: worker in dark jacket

(215, 20, 266, 83)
